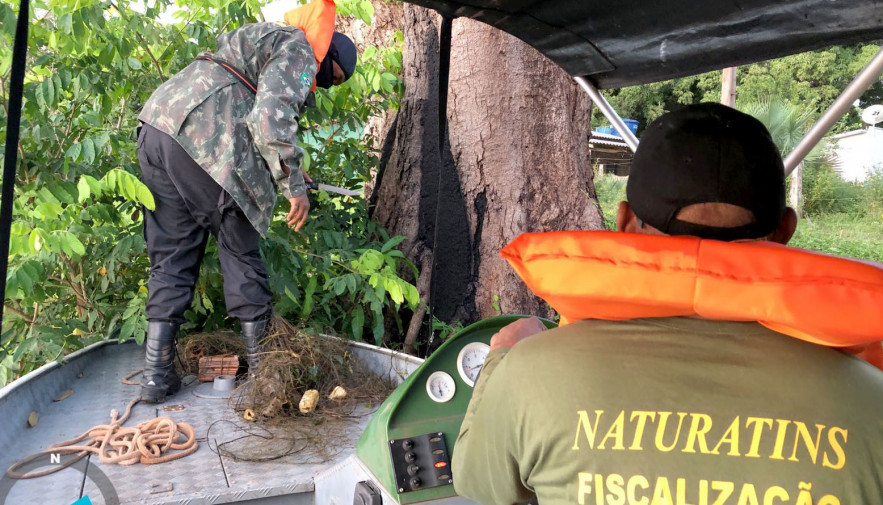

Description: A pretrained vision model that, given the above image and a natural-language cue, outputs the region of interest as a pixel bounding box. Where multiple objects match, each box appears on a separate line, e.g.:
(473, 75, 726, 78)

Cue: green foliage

(596, 44, 882, 135)
(432, 317, 464, 342)
(593, 171, 627, 230)
(802, 163, 868, 217)
(739, 99, 817, 155)
(0, 0, 408, 384)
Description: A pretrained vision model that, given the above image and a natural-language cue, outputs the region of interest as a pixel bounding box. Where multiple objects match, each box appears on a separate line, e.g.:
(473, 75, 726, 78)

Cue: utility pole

(721, 67, 737, 107)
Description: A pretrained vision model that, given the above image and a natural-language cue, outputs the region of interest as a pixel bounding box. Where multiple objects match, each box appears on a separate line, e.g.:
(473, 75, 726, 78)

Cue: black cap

(329, 32, 357, 81)
(626, 103, 786, 241)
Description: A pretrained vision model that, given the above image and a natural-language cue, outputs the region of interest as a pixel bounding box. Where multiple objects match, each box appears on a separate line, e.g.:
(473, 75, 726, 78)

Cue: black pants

(137, 123, 271, 323)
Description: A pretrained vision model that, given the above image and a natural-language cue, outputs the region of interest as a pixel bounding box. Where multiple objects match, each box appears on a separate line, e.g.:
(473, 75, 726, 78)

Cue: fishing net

(179, 316, 395, 462)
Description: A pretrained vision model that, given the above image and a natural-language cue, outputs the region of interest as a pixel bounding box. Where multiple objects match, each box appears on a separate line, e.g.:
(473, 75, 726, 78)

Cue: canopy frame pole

(783, 46, 883, 176)
(0, 0, 30, 342)
(575, 76, 639, 153)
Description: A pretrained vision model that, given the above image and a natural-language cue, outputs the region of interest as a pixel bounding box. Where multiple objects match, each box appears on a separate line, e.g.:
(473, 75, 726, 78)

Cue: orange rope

(6, 397, 198, 479)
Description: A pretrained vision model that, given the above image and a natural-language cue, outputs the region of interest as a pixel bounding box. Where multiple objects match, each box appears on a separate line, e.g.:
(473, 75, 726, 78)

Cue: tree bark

(371, 6, 605, 335)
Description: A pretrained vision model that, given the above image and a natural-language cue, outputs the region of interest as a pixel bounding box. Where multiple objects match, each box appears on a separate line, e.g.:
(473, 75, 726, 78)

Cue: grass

(790, 213, 883, 262)
(593, 172, 883, 263)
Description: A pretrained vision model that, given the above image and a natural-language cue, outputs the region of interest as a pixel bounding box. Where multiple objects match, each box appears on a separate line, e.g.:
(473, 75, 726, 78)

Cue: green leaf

(77, 177, 92, 201)
(11, 338, 38, 364)
(56, 232, 73, 256)
(120, 317, 137, 340)
(404, 284, 420, 307)
(47, 182, 76, 204)
(28, 230, 43, 252)
(35, 82, 46, 109)
(351, 306, 364, 341)
(65, 232, 86, 256)
(384, 277, 404, 305)
(301, 275, 318, 318)
(72, 12, 86, 42)
(34, 202, 64, 220)
(284, 286, 299, 304)
(380, 235, 406, 253)
(334, 279, 346, 296)
(127, 57, 142, 70)
(10, 222, 29, 236)
(65, 143, 82, 162)
(123, 174, 137, 200)
(356, 250, 384, 272)
(77, 175, 104, 202)
(45, 77, 55, 106)
(136, 185, 156, 210)
(98, 43, 115, 66)
(371, 309, 384, 346)
(58, 13, 73, 34)
(82, 138, 96, 165)
(92, 132, 110, 152)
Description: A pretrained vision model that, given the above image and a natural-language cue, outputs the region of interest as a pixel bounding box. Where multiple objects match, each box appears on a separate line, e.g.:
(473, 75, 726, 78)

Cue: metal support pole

(721, 67, 737, 107)
(575, 76, 639, 153)
(783, 47, 883, 176)
(0, 0, 30, 342)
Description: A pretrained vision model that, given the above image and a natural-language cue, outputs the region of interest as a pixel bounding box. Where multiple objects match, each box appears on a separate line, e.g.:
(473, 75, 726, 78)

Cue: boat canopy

(401, 0, 883, 88)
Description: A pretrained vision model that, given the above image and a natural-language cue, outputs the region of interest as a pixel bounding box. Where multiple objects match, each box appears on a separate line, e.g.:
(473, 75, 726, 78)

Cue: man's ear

(768, 207, 798, 245)
(616, 201, 642, 233)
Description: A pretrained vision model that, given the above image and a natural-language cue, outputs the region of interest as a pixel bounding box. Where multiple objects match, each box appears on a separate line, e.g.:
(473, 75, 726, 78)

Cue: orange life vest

(502, 231, 883, 369)
(284, 0, 337, 91)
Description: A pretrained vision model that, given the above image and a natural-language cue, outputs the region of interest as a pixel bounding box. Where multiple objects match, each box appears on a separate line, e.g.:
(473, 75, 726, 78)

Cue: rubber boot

(140, 321, 181, 403)
(241, 317, 270, 378)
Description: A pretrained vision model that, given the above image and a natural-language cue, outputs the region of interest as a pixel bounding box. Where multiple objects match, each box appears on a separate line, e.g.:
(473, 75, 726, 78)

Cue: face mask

(315, 57, 334, 89)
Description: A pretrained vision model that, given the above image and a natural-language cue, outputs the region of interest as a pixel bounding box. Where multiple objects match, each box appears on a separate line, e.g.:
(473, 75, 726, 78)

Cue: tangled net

(180, 316, 395, 462)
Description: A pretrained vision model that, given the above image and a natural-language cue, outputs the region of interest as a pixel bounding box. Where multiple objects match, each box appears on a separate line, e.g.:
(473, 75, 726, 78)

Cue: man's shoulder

(504, 316, 881, 383)
(225, 22, 310, 46)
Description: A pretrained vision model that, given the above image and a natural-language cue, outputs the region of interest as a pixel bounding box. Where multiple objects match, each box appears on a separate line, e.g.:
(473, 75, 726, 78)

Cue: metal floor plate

(0, 341, 374, 505)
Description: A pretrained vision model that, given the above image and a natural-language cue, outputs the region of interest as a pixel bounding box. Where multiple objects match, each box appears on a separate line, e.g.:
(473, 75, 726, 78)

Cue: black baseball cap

(626, 103, 786, 241)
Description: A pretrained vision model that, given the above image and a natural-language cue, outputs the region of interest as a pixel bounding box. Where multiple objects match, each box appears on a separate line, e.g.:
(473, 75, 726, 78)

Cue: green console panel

(356, 315, 556, 504)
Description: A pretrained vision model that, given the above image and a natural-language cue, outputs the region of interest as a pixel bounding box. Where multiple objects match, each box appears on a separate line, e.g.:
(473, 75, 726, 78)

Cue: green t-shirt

(453, 317, 883, 505)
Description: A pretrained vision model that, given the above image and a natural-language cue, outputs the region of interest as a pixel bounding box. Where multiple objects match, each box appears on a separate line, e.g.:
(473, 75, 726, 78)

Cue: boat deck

(0, 340, 419, 505)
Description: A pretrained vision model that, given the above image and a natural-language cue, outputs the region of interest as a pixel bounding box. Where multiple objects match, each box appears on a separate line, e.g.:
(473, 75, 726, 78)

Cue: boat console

(314, 315, 554, 504)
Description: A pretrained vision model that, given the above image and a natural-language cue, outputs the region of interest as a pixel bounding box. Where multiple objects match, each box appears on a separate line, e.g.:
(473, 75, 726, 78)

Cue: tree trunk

(335, 1, 403, 192)
(789, 161, 804, 217)
(371, 5, 605, 336)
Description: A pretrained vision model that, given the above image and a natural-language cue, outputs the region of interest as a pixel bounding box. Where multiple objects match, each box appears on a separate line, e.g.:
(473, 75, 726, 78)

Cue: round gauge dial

(426, 371, 456, 403)
(457, 342, 491, 387)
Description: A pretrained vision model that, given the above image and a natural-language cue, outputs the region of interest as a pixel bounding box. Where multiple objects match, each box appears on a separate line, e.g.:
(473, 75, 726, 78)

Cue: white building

(829, 126, 883, 182)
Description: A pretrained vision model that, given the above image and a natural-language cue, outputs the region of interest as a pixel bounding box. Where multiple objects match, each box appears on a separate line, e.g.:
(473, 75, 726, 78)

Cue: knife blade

(305, 182, 361, 197)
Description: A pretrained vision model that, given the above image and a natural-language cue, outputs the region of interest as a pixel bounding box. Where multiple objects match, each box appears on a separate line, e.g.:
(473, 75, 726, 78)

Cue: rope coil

(6, 397, 198, 479)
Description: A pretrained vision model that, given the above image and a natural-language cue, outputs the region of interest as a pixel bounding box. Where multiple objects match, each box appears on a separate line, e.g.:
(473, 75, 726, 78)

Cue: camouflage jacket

(139, 23, 317, 236)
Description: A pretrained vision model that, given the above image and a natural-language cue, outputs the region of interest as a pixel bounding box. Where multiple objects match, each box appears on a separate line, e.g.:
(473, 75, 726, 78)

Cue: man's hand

(287, 194, 310, 231)
(489, 317, 547, 351)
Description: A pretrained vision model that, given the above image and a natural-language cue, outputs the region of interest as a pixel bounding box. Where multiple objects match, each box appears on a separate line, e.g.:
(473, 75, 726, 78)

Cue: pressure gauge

(457, 342, 490, 387)
(426, 371, 456, 403)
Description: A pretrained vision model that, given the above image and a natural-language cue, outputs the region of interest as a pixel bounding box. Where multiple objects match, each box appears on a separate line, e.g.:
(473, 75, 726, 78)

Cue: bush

(862, 167, 883, 217)
(802, 162, 865, 216)
(593, 171, 627, 230)
(0, 0, 412, 386)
